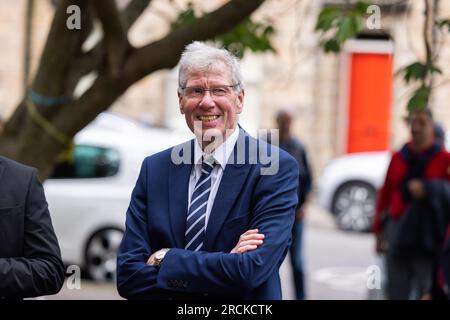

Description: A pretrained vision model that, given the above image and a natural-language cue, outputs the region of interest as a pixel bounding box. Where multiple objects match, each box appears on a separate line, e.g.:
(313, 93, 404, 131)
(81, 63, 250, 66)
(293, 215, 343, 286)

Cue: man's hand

(147, 253, 157, 266)
(408, 179, 426, 199)
(147, 248, 170, 266)
(230, 229, 265, 254)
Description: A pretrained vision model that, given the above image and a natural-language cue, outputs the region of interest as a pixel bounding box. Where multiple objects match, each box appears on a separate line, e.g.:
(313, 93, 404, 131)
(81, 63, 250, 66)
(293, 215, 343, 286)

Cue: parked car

(318, 131, 450, 232)
(318, 151, 390, 232)
(44, 113, 188, 282)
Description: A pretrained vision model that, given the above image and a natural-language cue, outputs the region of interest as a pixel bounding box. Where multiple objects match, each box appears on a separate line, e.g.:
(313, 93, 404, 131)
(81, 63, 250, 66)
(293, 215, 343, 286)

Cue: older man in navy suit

(117, 42, 299, 300)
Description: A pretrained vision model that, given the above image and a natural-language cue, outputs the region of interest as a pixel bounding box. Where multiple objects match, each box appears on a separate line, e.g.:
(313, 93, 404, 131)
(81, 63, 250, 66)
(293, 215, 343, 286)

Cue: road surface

(40, 204, 383, 300)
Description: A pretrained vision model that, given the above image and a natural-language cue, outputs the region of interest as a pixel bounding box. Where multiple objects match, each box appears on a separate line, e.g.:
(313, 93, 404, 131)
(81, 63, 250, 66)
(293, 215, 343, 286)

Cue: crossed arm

(147, 228, 265, 272)
(117, 157, 298, 299)
(147, 229, 265, 267)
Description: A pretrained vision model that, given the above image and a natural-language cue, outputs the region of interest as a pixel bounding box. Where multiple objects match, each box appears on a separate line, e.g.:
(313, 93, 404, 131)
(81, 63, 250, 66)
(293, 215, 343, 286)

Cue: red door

(346, 51, 393, 153)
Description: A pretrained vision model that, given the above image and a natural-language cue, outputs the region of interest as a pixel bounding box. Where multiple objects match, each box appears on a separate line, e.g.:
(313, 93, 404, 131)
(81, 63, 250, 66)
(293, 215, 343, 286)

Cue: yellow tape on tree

(25, 99, 75, 161)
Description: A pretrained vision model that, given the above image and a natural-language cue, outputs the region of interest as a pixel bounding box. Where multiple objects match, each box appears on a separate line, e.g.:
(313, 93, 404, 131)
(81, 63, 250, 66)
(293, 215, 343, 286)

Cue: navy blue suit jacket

(117, 129, 299, 299)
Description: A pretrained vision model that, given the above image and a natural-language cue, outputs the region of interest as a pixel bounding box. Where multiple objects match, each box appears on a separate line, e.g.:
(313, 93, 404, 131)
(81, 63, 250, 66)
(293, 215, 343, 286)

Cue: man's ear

(178, 91, 185, 114)
(236, 89, 245, 114)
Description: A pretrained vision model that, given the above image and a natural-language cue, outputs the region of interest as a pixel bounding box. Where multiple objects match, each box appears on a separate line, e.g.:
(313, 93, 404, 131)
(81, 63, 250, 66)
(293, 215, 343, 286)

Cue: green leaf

(400, 62, 427, 83)
(214, 18, 276, 58)
(407, 86, 431, 112)
(171, 5, 196, 30)
(336, 17, 353, 43)
(315, 7, 341, 31)
(355, 1, 371, 14)
(263, 25, 274, 37)
(324, 39, 340, 53)
(437, 19, 450, 31)
(398, 61, 443, 84)
(430, 65, 442, 74)
(336, 16, 363, 44)
(352, 14, 365, 34)
(315, 2, 370, 53)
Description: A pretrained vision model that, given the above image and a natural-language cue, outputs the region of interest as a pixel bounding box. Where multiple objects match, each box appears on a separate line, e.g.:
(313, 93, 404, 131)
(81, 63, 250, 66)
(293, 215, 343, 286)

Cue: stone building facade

(1, 0, 449, 179)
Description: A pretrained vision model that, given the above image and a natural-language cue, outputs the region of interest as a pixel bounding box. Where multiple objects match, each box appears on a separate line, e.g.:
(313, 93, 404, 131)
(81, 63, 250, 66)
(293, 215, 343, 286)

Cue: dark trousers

(384, 219, 434, 300)
(290, 219, 305, 300)
(386, 255, 433, 299)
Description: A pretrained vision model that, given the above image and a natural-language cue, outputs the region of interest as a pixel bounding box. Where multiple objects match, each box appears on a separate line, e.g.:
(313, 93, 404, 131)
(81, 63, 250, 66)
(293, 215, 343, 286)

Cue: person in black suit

(276, 109, 312, 300)
(0, 156, 65, 299)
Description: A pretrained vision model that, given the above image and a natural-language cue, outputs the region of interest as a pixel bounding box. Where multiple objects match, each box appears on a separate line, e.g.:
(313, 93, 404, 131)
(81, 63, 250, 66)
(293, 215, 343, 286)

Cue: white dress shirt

(188, 127, 240, 229)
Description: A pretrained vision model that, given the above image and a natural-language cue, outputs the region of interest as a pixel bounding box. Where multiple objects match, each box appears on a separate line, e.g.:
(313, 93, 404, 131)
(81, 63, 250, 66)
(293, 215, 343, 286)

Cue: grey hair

(178, 41, 244, 94)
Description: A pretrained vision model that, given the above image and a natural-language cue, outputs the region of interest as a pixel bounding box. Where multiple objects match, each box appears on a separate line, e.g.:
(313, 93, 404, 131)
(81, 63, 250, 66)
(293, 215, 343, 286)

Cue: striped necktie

(185, 155, 216, 251)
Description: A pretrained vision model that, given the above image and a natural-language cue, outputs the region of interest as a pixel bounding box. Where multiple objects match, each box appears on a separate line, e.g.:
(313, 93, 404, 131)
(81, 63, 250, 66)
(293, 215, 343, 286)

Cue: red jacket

(373, 143, 450, 234)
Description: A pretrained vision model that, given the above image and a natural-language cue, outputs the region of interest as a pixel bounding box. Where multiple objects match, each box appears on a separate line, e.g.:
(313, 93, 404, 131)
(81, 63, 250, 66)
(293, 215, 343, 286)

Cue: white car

(318, 151, 390, 232)
(318, 131, 450, 232)
(44, 113, 188, 282)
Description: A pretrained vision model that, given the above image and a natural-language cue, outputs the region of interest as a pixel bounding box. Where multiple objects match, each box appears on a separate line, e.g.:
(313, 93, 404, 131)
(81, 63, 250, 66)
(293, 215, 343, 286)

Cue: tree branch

(424, 0, 433, 72)
(32, 0, 88, 100)
(123, 0, 154, 29)
(126, 0, 265, 81)
(65, 0, 153, 90)
(0, 0, 267, 177)
(52, 0, 265, 142)
(423, 0, 440, 109)
(4, 0, 88, 139)
(92, 0, 130, 77)
(23, 0, 34, 90)
(67, 0, 264, 103)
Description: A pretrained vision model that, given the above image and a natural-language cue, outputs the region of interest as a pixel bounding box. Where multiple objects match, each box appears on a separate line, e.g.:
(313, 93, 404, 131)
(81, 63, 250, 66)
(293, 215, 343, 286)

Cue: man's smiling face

(178, 65, 244, 146)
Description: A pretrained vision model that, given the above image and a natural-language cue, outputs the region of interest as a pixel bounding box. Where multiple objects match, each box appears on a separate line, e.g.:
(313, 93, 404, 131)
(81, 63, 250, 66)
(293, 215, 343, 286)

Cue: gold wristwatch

(153, 248, 170, 268)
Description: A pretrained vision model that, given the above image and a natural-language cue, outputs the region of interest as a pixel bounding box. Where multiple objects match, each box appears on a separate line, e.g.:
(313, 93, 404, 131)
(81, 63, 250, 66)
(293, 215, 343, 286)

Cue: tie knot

(201, 155, 216, 174)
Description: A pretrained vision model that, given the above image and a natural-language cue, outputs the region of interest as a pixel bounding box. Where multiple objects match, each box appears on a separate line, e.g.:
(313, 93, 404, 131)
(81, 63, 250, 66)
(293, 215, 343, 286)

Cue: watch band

(154, 248, 170, 267)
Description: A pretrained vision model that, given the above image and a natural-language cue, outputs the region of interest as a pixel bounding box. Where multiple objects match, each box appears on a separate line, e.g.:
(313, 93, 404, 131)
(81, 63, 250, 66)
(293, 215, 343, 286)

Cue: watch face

(156, 251, 164, 259)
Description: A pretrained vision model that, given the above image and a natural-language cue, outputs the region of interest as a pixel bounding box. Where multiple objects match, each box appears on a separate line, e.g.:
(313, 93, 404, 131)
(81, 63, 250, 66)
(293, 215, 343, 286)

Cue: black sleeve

(0, 169, 65, 299)
(300, 145, 313, 196)
(295, 141, 312, 206)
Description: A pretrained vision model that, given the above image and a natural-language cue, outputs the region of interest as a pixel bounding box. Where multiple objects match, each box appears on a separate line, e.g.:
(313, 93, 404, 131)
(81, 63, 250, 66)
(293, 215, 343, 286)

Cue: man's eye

(192, 88, 204, 94)
(212, 88, 227, 95)
(186, 87, 204, 95)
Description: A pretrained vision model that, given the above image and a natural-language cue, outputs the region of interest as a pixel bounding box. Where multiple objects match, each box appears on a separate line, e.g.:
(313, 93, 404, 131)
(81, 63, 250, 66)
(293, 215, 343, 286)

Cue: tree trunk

(0, 0, 265, 180)
(23, 0, 34, 90)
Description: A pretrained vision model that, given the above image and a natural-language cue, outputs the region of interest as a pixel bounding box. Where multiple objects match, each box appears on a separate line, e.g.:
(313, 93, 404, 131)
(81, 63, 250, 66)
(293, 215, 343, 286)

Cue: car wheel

(85, 228, 123, 282)
(331, 182, 376, 232)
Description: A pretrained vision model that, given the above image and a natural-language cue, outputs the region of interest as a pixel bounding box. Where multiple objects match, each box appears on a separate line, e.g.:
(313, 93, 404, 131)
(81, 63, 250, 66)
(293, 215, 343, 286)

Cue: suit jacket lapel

(203, 129, 251, 251)
(168, 140, 194, 248)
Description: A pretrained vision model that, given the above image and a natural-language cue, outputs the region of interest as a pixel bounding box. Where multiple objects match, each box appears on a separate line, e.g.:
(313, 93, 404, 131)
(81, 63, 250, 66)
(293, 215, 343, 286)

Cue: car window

(49, 145, 120, 179)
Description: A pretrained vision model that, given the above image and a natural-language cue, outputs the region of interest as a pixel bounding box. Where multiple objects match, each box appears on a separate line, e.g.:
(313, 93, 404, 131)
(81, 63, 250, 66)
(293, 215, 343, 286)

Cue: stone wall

(1, 0, 449, 182)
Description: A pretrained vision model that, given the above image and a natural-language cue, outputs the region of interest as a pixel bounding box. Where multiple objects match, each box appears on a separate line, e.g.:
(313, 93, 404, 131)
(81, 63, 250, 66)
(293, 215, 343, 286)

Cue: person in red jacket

(373, 108, 450, 300)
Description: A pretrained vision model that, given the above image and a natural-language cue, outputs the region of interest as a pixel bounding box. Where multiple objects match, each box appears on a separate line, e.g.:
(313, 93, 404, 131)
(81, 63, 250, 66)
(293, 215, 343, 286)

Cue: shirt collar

(194, 126, 240, 169)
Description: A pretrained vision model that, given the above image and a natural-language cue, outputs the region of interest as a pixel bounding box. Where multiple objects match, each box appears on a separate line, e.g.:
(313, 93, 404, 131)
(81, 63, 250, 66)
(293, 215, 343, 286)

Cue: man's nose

(199, 90, 215, 107)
